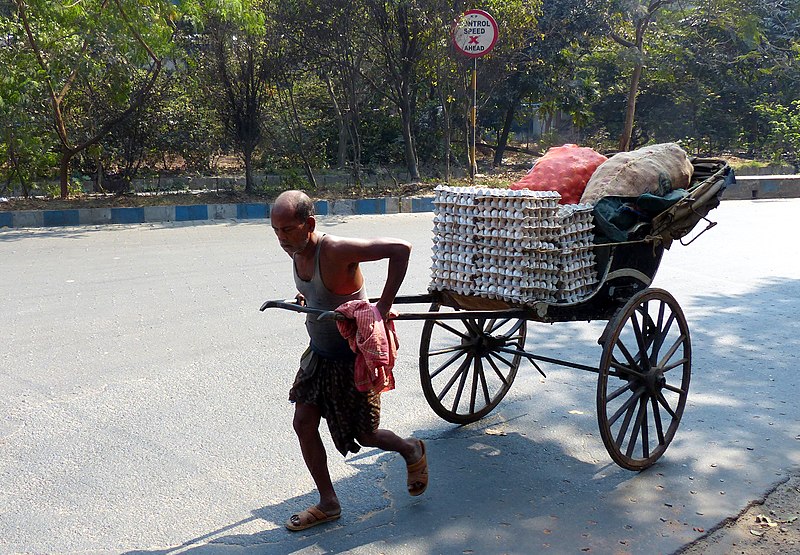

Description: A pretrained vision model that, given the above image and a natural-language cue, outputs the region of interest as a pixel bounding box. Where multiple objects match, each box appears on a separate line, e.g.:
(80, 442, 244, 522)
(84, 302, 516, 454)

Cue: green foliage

(0, 10, 55, 195)
(2, 0, 800, 193)
(754, 99, 800, 167)
(39, 177, 83, 198)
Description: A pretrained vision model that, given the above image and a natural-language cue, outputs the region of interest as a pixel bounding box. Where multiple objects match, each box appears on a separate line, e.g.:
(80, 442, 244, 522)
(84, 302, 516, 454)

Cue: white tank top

(293, 234, 367, 358)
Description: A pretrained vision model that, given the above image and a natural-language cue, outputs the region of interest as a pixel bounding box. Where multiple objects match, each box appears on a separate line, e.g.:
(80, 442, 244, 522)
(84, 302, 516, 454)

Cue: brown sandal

(406, 440, 428, 496)
(285, 506, 341, 531)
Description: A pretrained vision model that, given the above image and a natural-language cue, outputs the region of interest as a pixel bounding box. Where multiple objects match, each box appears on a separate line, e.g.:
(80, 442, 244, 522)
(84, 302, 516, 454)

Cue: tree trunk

(400, 102, 419, 181)
(59, 150, 72, 199)
(337, 122, 348, 169)
(95, 155, 104, 194)
(347, 114, 362, 186)
(324, 75, 349, 169)
(493, 98, 519, 167)
(618, 55, 643, 152)
(302, 160, 318, 189)
(439, 90, 452, 182)
(243, 149, 254, 193)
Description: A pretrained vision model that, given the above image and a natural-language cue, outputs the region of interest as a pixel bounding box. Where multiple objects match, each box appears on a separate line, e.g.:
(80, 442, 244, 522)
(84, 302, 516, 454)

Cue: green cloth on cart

(593, 189, 688, 243)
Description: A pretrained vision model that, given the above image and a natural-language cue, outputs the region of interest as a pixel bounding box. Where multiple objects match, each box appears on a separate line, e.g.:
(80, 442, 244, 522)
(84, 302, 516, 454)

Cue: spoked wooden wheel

(597, 288, 691, 470)
(419, 303, 527, 424)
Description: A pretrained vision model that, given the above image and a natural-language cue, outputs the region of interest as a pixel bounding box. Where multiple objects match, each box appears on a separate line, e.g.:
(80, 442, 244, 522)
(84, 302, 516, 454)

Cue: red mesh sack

(510, 144, 607, 204)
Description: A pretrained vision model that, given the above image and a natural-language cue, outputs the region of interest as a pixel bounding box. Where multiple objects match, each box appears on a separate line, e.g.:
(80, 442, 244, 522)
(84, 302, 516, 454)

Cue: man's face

(271, 208, 311, 256)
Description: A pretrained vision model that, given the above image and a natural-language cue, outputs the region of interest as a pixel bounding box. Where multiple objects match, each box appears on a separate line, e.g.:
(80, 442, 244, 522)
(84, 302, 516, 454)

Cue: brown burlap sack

(580, 143, 693, 205)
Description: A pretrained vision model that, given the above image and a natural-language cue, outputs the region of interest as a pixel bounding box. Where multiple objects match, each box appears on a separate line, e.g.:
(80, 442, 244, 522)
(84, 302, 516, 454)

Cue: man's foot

(285, 505, 341, 531)
(406, 439, 428, 496)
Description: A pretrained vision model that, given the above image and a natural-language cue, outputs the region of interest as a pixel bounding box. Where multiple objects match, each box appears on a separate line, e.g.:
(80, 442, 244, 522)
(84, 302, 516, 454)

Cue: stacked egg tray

(430, 185, 599, 305)
(554, 204, 599, 303)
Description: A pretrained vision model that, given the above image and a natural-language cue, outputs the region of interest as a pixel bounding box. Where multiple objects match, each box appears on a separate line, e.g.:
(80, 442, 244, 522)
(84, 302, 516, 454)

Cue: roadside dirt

(0, 184, 443, 212)
(0, 157, 534, 212)
(677, 475, 800, 554)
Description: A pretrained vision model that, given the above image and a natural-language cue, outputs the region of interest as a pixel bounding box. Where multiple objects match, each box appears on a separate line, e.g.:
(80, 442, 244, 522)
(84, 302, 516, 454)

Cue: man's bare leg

(293, 403, 340, 515)
(357, 429, 423, 464)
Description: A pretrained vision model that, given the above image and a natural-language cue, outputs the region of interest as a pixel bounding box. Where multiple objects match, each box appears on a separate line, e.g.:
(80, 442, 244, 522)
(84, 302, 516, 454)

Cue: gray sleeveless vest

(293, 234, 367, 358)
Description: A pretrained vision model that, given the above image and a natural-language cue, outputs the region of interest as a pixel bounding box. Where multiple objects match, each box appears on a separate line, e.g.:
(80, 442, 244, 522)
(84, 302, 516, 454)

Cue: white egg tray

(430, 185, 600, 304)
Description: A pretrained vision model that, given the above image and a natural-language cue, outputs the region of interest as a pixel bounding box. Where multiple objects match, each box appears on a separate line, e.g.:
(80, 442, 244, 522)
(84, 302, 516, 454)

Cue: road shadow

(0, 226, 108, 242)
(123, 424, 622, 555)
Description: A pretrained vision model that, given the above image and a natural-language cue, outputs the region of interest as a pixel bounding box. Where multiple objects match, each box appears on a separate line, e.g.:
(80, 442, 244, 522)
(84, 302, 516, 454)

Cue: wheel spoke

(661, 357, 688, 372)
(430, 348, 469, 380)
(624, 397, 648, 459)
(609, 386, 644, 427)
(487, 318, 512, 334)
(640, 399, 649, 458)
(631, 307, 647, 364)
(451, 355, 472, 412)
(635, 306, 660, 355)
(609, 359, 647, 380)
(658, 334, 687, 369)
(606, 381, 634, 403)
(613, 389, 641, 446)
(662, 382, 686, 396)
(469, 356, 486, 413)
(503, 334, 526, 342)
(497, 319, 525, 338)
(613, 338, 642, 373)
(433, 320, 470, 340)
(464, 318, 484, 336)
(429, 344, 468, 357)
(436, 353, 473, 402)
(651, 396, 666, 445)
(485, 355, 511, 387)
(479, 356, 493, 406)
(487, 350, 516, 368)
(656, 390, 678, 419)
(649, 311, 675, 366)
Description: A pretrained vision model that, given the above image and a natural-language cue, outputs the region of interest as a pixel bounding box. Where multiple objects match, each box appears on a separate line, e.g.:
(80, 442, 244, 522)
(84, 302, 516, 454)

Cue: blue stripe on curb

(236, 203, 268, 219)
(314, 200, 328, 216)
(760, 180, 779, 193)
(411, 197, 434, 212)
(176, 205, 208, 221)
(111, 207, 145, 224)
(43, 210, 80, 226)
(0, 195, 437, 229)
(356, 198, 385, 214)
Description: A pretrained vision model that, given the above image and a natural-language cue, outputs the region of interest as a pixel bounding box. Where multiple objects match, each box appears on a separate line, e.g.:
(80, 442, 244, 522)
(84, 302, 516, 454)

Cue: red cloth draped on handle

(335, 300, 398, 394)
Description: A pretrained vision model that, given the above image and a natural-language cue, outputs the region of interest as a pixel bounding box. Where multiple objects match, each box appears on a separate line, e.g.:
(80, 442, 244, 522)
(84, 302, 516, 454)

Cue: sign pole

(452, 9, 498, 183)
(471, 58, 478, 180)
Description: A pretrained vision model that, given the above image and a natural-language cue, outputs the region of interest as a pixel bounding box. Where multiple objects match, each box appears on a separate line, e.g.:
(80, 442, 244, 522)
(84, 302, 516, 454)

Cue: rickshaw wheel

(419, 302, 527, 424)
(597, 288, 691, 471)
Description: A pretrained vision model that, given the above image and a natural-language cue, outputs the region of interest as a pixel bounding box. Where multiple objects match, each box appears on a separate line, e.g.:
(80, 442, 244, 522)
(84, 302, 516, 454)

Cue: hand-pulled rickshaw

(262, 158, 733, 471)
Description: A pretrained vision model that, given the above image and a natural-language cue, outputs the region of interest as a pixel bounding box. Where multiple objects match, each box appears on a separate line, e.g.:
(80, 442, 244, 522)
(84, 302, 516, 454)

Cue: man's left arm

(335, 237, 412, 318)
(375, 240, 412, 318)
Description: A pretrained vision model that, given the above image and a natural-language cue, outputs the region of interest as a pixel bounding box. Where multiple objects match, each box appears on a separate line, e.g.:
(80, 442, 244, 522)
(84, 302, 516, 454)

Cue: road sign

(452, 9, 498, 58)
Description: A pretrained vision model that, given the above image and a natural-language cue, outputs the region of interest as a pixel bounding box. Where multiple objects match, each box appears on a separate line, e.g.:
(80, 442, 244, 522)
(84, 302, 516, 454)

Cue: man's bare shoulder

(321, 234, 410, 263)
(323, 234, 380, 249)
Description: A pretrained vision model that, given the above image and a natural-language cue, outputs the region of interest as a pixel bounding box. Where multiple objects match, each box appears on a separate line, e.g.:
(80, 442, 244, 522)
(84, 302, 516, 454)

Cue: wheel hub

(644, 368, 666, 394)
(463, 332, 507, 356)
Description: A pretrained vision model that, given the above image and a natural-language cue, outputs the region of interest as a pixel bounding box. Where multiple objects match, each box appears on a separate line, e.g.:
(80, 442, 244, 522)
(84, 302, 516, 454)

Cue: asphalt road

(1, 200, 798, 555)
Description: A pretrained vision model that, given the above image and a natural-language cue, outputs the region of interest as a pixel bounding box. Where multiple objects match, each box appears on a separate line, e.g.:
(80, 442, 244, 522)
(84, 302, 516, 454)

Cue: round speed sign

(452, 9, 499, 58)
